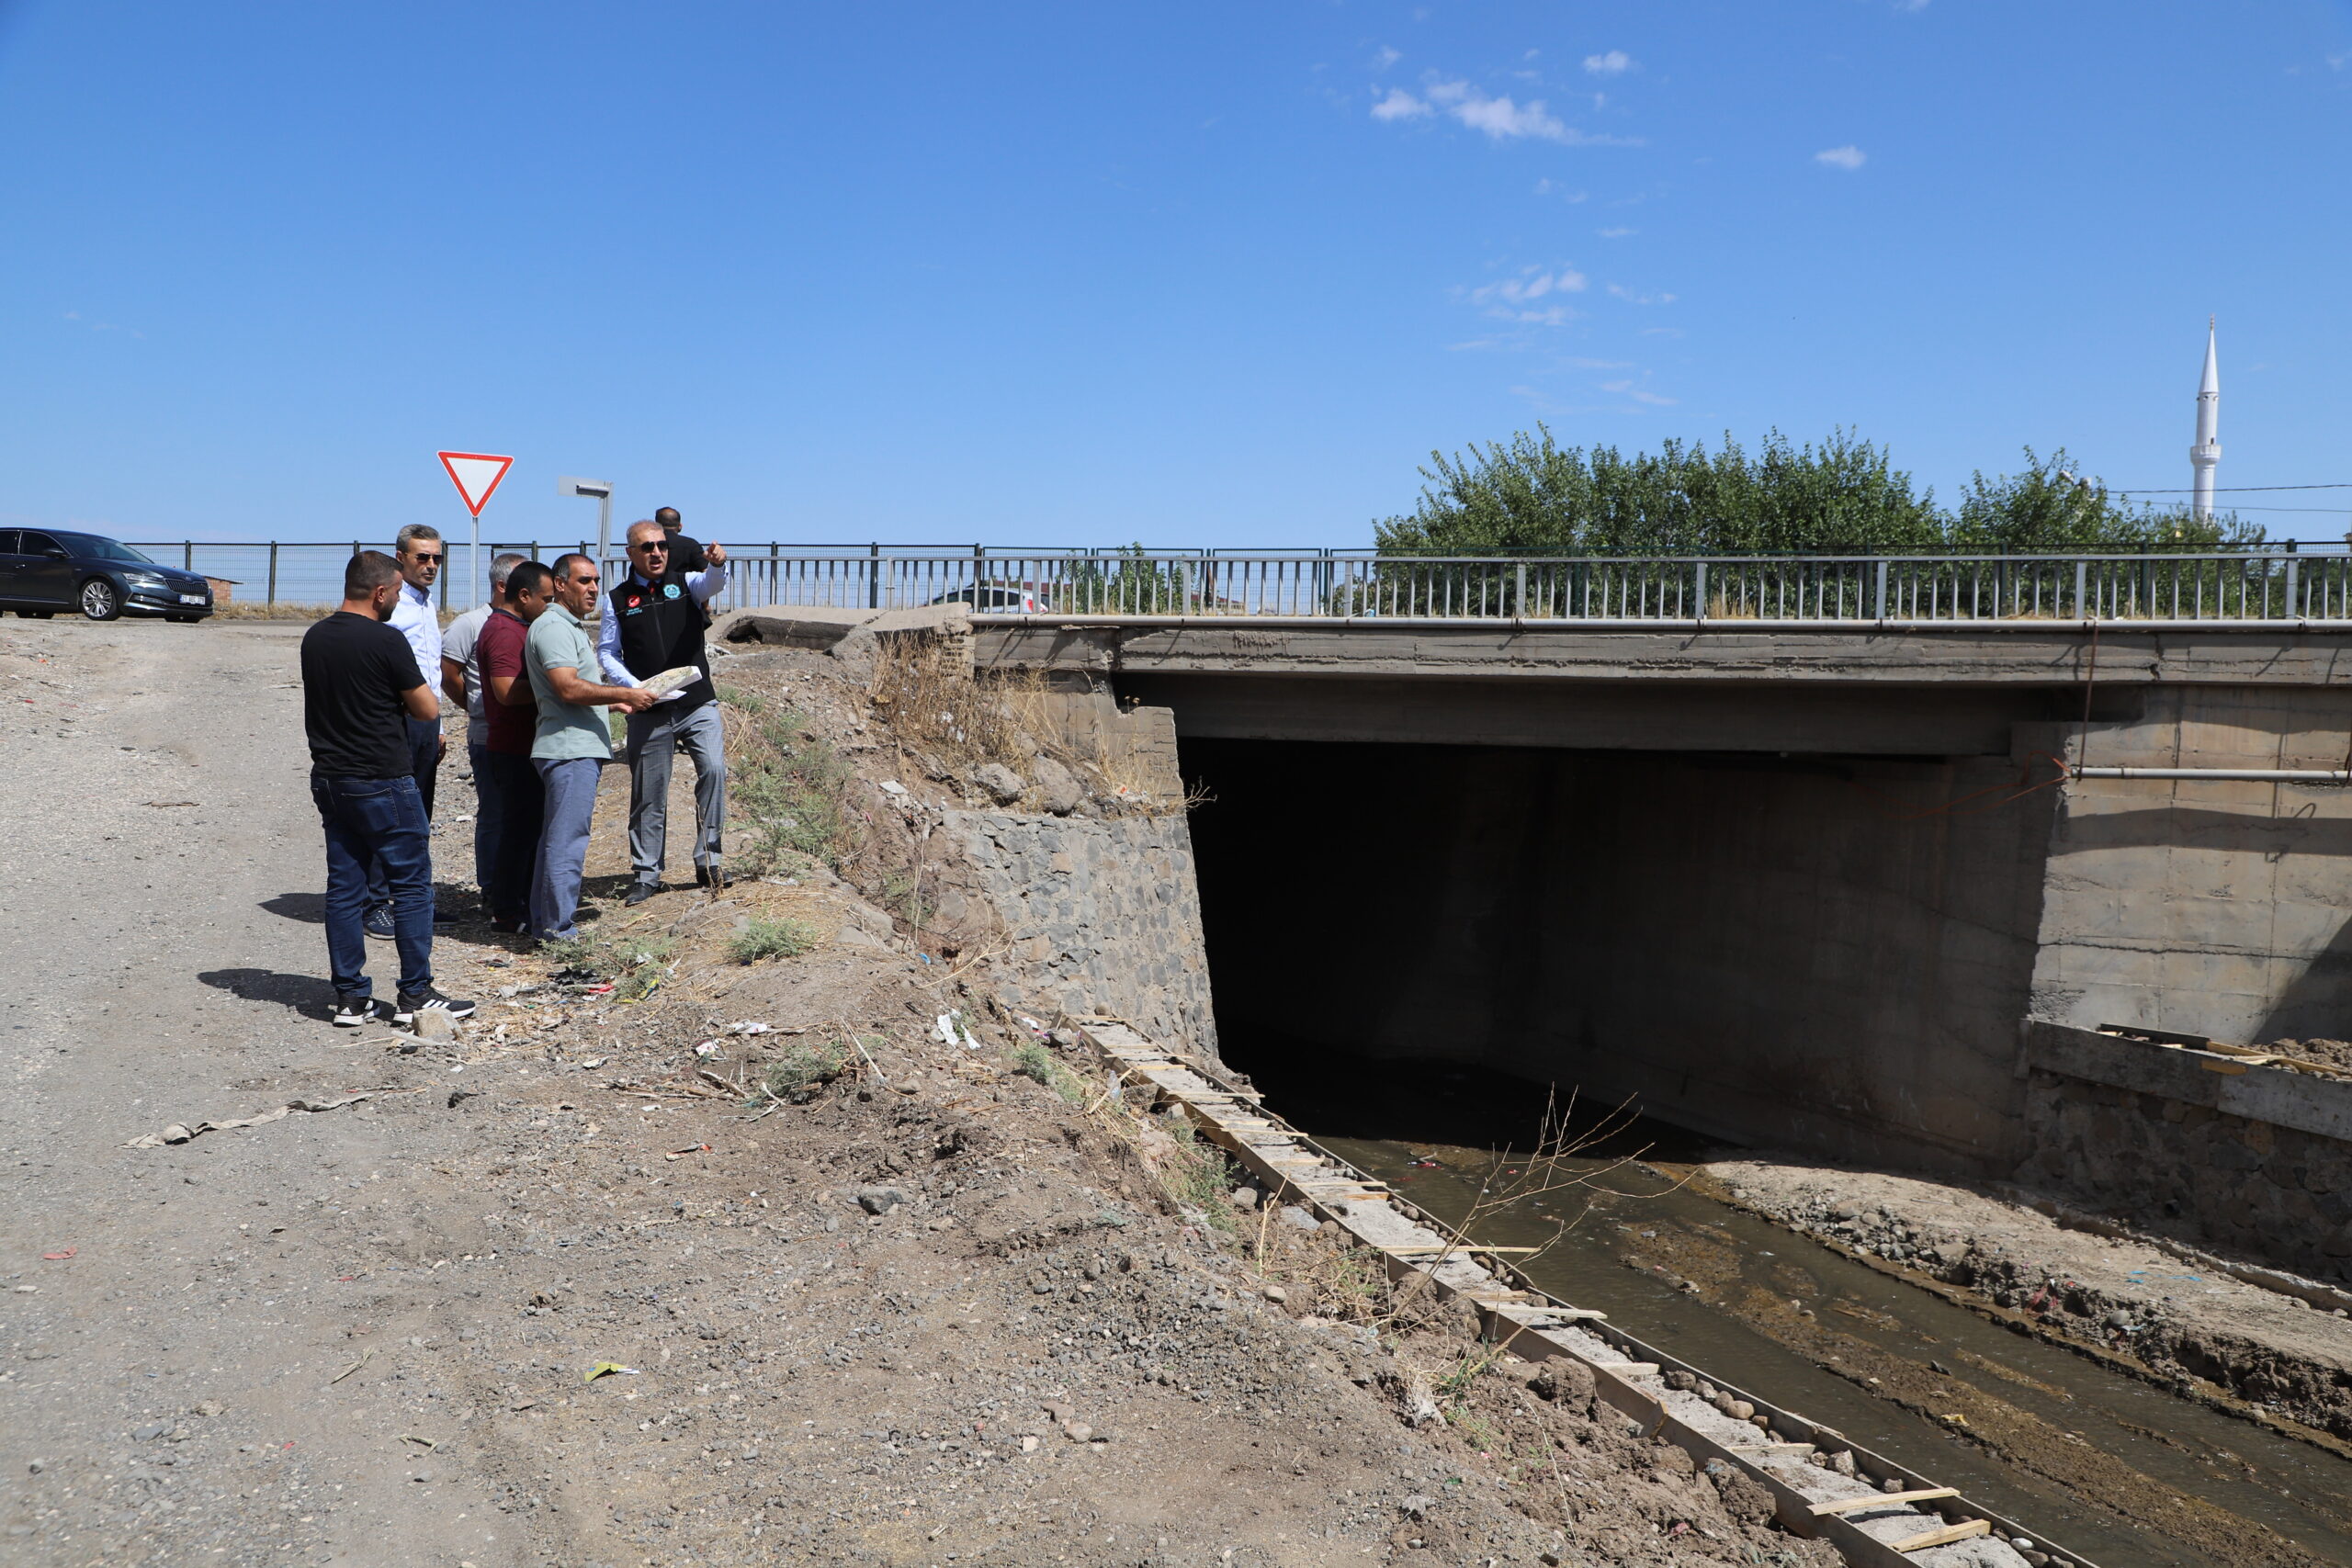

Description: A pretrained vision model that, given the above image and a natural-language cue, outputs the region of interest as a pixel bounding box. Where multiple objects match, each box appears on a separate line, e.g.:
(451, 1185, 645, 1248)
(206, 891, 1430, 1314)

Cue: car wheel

(79, 577, 122, 621)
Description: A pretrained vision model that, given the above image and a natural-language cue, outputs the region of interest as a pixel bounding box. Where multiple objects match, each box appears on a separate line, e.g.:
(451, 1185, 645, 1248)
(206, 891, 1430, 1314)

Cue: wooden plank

(1810, 1489, 1959, 1517)
(1886, 1517, 1987, 1553)
(1727, 1442, 1816, 1457)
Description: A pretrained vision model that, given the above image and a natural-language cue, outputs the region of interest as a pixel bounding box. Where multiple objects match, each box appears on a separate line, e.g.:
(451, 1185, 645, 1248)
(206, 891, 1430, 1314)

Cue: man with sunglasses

(364, 525, 451, 940)
(595, 519, 731, 905)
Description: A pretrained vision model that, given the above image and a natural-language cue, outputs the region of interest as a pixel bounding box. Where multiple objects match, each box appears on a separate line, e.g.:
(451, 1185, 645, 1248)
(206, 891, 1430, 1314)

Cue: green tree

(1375, 428, 2260, 557)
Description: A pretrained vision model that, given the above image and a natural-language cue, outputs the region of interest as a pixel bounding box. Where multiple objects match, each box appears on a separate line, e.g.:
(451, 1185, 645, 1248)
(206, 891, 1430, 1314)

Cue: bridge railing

(723, 548, 2352, 625)
(118, 542, 2352, 624)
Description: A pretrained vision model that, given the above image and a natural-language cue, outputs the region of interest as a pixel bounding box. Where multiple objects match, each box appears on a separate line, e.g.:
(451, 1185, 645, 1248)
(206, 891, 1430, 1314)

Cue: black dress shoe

(623, 881, 658, 908)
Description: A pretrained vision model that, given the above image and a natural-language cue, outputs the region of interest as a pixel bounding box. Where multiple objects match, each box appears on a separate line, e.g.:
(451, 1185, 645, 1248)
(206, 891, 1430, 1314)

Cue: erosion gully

(1243, 1053, 2352, 1568)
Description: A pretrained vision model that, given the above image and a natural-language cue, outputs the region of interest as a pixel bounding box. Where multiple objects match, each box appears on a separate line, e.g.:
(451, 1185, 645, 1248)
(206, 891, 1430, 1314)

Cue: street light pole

(558, 475, 615, 580)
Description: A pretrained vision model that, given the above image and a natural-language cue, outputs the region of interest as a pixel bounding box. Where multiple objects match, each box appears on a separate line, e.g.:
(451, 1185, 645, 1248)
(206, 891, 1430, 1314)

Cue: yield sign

(436, 450, 514, 516)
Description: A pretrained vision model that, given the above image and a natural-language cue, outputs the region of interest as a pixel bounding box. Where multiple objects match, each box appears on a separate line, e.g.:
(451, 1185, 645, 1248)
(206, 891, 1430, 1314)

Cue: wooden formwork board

(1077, 1021, 2094, 1568)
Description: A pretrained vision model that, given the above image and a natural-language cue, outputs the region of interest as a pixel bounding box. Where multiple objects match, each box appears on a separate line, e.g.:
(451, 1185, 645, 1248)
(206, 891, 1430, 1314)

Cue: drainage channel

(1204, 1050, 2352, 1568)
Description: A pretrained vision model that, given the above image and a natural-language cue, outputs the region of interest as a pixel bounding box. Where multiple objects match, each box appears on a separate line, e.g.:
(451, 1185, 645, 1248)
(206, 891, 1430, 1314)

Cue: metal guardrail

(124, 543, 2352, 626)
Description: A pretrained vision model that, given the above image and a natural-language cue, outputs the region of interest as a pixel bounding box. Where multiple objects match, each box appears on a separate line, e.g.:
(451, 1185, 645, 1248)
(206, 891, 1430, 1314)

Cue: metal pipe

(2073, 767, 2352, 784)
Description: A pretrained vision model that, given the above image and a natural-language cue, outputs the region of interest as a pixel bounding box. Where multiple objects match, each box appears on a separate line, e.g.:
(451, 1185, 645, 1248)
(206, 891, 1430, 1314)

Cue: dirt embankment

(3, 618, 1849, 1568)
(1700, 1159, 2352, 1451)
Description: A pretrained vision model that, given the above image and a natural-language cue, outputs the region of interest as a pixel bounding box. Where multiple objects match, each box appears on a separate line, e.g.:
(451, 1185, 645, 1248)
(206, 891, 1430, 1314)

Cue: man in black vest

(595, 518, 731, 904)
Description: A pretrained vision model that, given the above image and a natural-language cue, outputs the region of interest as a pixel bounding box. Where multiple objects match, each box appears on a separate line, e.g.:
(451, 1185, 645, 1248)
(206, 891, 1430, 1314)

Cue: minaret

(2190, 316, 2220, 520)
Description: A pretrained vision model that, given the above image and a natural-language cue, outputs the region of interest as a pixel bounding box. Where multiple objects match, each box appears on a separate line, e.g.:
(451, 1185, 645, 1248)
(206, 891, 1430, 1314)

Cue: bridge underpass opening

(1180, 737, 2055, 1176)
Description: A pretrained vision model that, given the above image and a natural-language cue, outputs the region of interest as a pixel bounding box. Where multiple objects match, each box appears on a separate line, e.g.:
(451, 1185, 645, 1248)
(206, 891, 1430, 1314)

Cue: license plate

(177, 593, 205, 604)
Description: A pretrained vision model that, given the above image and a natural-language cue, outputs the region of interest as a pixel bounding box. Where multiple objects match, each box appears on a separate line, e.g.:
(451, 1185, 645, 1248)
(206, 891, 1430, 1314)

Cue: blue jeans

(313, 774, 433, 998)
(479, 749, 544, 927)
(530, 757, 603, 941)
(365, 717, 443, 910)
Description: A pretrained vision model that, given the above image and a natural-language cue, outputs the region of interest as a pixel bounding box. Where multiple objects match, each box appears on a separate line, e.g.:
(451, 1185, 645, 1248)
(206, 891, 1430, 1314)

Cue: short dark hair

(506, 560, 554, 600)
(552, 552, 597, 581)
(654, 506, 681, 528)
(345, 550, 401, 598)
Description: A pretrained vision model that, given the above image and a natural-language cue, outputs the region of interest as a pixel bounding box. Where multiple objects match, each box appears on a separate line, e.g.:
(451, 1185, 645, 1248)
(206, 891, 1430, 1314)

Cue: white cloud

(1415, 78, 1640, 144)
(1607, 283, 1677, 305)
(1565, 356, 1632, 369)
(1815, 144, 1867, 171)
(1583, 50, 1633, 75)
(2328, 51, 2348, 71)
(1374, 45, 1402, 71)
(1600, 379, 1678, 406)
(1371, 87, 1430, 121)
(1598, 226, 1635, 239)
(1471, 267, 1589, 307)
(1533, 178, 1588, 202)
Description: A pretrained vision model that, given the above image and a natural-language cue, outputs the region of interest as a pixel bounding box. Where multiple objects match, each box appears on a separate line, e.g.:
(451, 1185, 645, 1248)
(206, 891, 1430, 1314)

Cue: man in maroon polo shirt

(474, 559, 551, 931)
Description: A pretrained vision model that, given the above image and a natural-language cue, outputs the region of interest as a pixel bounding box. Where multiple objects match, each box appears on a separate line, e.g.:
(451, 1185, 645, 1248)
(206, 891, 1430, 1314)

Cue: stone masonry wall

(941, 809, 1218, 1057)
(2017, 1072, 2352, 1281)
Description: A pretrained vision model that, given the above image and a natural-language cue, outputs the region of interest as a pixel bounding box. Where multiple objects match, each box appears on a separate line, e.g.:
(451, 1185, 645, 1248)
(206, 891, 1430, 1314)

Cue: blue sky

(4, 1, 2348, 549)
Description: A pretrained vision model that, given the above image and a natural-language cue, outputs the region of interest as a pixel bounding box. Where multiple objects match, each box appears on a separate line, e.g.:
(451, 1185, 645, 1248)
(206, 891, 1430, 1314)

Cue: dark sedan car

(0, 529, 214, 622)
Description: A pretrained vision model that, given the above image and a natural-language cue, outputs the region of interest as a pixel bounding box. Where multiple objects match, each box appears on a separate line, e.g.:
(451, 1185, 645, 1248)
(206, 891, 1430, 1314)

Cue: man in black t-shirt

(652, 506, 707, 574)
(300, 551, 476, 1030)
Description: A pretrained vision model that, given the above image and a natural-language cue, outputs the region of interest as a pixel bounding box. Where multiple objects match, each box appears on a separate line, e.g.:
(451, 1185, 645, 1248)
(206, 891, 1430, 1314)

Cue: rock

(1020, 1434, 1039, 1453)
(1062, 1422, 1092, 1443)
(1276, 1203, 1319, 1233)
(412, 1007, 457, 1043)
(1399, 1494, 1436, 1521)
(854, 1186, 907, 1215)
(1262, 1285, 1287, 1304)
(26, 1461, 41, 1474)
(133, 1422, 168, 1441)
(973, 763, 1025, 805)
(1032, 757, 1083, 816)
(1227, 1187, 1260, 1213)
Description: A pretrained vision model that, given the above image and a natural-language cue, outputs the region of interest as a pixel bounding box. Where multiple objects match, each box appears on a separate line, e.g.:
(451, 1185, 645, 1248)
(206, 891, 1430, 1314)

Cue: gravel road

(0, 617, 520, 1565)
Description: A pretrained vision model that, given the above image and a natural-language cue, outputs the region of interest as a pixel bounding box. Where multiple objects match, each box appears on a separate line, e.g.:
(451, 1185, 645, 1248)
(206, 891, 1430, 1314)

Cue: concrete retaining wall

(2027, 686, 2352, 1048)
(940, 809, 1218, 1056)
(2016, 1021, 2352, 1280)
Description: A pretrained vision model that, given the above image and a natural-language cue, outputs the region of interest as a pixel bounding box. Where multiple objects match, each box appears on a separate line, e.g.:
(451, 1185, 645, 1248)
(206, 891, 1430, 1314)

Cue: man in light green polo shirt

(524, 553, 655, 941)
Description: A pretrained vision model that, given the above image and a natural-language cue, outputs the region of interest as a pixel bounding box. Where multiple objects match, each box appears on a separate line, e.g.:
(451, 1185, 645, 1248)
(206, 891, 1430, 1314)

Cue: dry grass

(868, 637, 1027, 772)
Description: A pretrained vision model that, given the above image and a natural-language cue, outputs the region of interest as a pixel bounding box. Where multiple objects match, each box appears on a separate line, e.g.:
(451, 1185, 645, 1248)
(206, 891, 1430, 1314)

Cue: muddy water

(1253, 1057, 2352, 1568)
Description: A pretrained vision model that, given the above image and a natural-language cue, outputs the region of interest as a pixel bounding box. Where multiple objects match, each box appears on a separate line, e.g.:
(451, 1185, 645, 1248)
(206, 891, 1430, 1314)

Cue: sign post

(436, 450, 515, 608)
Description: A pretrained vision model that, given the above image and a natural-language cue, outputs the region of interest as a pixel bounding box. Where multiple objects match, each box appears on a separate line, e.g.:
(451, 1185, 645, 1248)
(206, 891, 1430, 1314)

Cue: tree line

(1373, 427, 2262, 557)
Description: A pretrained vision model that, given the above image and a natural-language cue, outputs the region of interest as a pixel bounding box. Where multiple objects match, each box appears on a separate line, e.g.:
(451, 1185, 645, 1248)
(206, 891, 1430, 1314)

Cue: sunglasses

(630, 540, 670, 552)
(409, 551, 445, 565)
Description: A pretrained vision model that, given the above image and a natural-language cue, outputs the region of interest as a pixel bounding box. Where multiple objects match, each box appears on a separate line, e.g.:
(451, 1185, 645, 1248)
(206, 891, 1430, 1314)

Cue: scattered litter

(877, 780, 908, 796)
(694, 1041, 720, 1059)
(40, 1248, 75, 1261)
(398, 1434, 436, 1449)
(583, 1362, 640, 1382)
(933, 1011, 980, 1051)
(726, 1021, 773, 1036)
(581, 983, 615, 997)
(124, 1093, 373, 1149)
(330, 1349, 375, 1385)
(664, 1144, 712, 1162)
(578, 1057, 607, 1070)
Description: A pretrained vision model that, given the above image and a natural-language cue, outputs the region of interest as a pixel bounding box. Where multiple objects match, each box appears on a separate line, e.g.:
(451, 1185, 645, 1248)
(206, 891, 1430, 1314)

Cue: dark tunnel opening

(1179, 736, 2056, 1174)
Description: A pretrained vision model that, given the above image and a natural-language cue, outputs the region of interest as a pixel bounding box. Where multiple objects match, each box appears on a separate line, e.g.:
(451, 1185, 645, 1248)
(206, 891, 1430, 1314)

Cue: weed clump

(1159, 1116, 1242, 1234)
(729, 915, 816, 964)
(1011, 1041, 1085, 1104)
(722, 701, 860, 874)
(764, 1039, 849, 1101)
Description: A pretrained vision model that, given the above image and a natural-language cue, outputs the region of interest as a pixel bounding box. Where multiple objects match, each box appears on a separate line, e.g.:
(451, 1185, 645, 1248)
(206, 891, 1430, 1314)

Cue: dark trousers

(469, 740, 495, 897)
(477, 748, 545, 927)
(366, 718, 443, 910)
(313, 774, 433, 998)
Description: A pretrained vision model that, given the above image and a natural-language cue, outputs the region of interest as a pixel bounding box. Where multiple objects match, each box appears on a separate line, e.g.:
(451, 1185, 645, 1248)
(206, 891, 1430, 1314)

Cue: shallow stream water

(1246, 1054, 2352, 1568)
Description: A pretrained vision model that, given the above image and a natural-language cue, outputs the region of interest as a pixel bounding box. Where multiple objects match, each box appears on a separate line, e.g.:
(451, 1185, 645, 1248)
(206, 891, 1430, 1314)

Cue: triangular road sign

(437, 450, 514, 516)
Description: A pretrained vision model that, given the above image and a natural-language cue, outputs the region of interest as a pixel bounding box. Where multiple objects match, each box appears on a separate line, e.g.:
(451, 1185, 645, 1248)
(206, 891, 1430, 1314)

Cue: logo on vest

(663, 582, 682, 600)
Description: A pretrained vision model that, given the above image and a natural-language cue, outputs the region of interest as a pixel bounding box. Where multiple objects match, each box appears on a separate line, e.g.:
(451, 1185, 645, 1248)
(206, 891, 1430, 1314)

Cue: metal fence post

(1693, 560, 1707, 623)
(2285, 542, 2300, 619)
(1872, 558, 1888, 622)
(868, 543, 880, 610)
(267, 542, 278, 605)
(2074, 559, 2087, 620)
